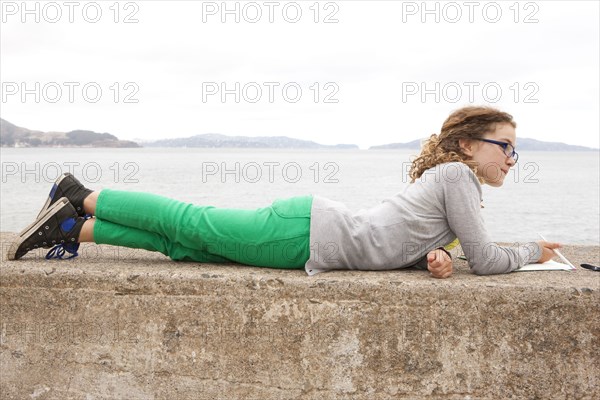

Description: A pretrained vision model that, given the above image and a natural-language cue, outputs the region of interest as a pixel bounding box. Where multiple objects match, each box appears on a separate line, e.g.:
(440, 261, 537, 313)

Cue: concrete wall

(1, 232, 598, 399)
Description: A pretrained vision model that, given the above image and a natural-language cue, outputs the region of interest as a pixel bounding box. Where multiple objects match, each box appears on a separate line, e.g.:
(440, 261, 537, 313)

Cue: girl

(8, 106, 561, 278)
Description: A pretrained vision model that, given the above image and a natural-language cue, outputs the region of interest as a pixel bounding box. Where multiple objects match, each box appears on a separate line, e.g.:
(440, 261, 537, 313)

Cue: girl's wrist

(437, 247, 452, 259)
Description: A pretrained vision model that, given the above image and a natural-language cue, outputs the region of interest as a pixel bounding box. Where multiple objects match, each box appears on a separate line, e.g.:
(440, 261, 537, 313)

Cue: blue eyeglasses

(474, 138, 519, 162)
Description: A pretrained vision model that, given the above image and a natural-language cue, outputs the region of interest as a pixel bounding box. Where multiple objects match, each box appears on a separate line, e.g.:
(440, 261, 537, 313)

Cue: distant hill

(144, 133, 358, 149)
(370, 137, 598, 151)
(369, 139, 423, 150)
(0, 119, 140, 148)
(3, 118, 596, 151)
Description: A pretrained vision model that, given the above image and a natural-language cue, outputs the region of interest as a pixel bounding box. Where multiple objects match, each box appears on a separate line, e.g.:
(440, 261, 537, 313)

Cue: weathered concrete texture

(0, 231, 598, 400)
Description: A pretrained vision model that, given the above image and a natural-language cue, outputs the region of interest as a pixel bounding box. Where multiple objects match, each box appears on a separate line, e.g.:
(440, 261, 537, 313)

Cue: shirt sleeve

(411, 255, 429, 270)
(441, 163, 542, 275)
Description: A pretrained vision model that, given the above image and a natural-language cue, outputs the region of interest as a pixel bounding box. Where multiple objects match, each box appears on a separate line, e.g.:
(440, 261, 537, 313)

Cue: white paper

(514, 260, 575, 272)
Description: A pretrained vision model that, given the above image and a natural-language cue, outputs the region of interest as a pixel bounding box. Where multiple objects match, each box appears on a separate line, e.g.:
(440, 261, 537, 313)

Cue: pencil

(538, 233, 576, 270)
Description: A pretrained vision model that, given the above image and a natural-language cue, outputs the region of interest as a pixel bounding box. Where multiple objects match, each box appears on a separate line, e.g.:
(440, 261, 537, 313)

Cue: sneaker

(8, 197, 88, 260)
(36, 172, 93, 219)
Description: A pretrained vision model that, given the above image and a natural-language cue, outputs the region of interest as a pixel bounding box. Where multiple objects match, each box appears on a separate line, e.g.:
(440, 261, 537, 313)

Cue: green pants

(93, 189, 312, 269)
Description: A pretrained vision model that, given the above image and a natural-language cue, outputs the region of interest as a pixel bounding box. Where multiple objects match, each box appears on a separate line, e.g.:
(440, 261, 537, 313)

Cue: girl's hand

(536, 241, 562, 263)
(427, 248, 453, 279)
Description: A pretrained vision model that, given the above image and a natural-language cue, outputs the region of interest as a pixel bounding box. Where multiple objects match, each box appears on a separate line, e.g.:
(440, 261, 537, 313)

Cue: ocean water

(1, 148, 598, 245)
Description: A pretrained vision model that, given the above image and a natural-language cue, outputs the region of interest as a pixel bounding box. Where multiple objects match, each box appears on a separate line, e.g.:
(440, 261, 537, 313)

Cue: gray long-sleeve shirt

(304, 161, 542, 276)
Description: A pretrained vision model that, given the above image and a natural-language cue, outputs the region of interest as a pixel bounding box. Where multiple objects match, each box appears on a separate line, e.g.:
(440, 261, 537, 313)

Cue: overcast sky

(1, 0, 599, 149)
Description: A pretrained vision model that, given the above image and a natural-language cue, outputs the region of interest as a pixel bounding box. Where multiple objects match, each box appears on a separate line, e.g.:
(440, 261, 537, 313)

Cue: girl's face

(460, 123, 517, 187)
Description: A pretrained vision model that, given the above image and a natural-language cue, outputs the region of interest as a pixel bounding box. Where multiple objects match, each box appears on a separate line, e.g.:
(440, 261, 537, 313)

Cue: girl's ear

(458, 138, 475, 156)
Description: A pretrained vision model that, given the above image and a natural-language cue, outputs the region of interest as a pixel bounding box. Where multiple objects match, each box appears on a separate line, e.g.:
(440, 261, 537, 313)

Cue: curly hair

(408, 106, 516, 184)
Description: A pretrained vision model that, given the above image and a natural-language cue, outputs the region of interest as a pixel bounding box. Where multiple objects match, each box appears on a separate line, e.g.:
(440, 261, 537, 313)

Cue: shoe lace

(45, 213, 93, 260)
